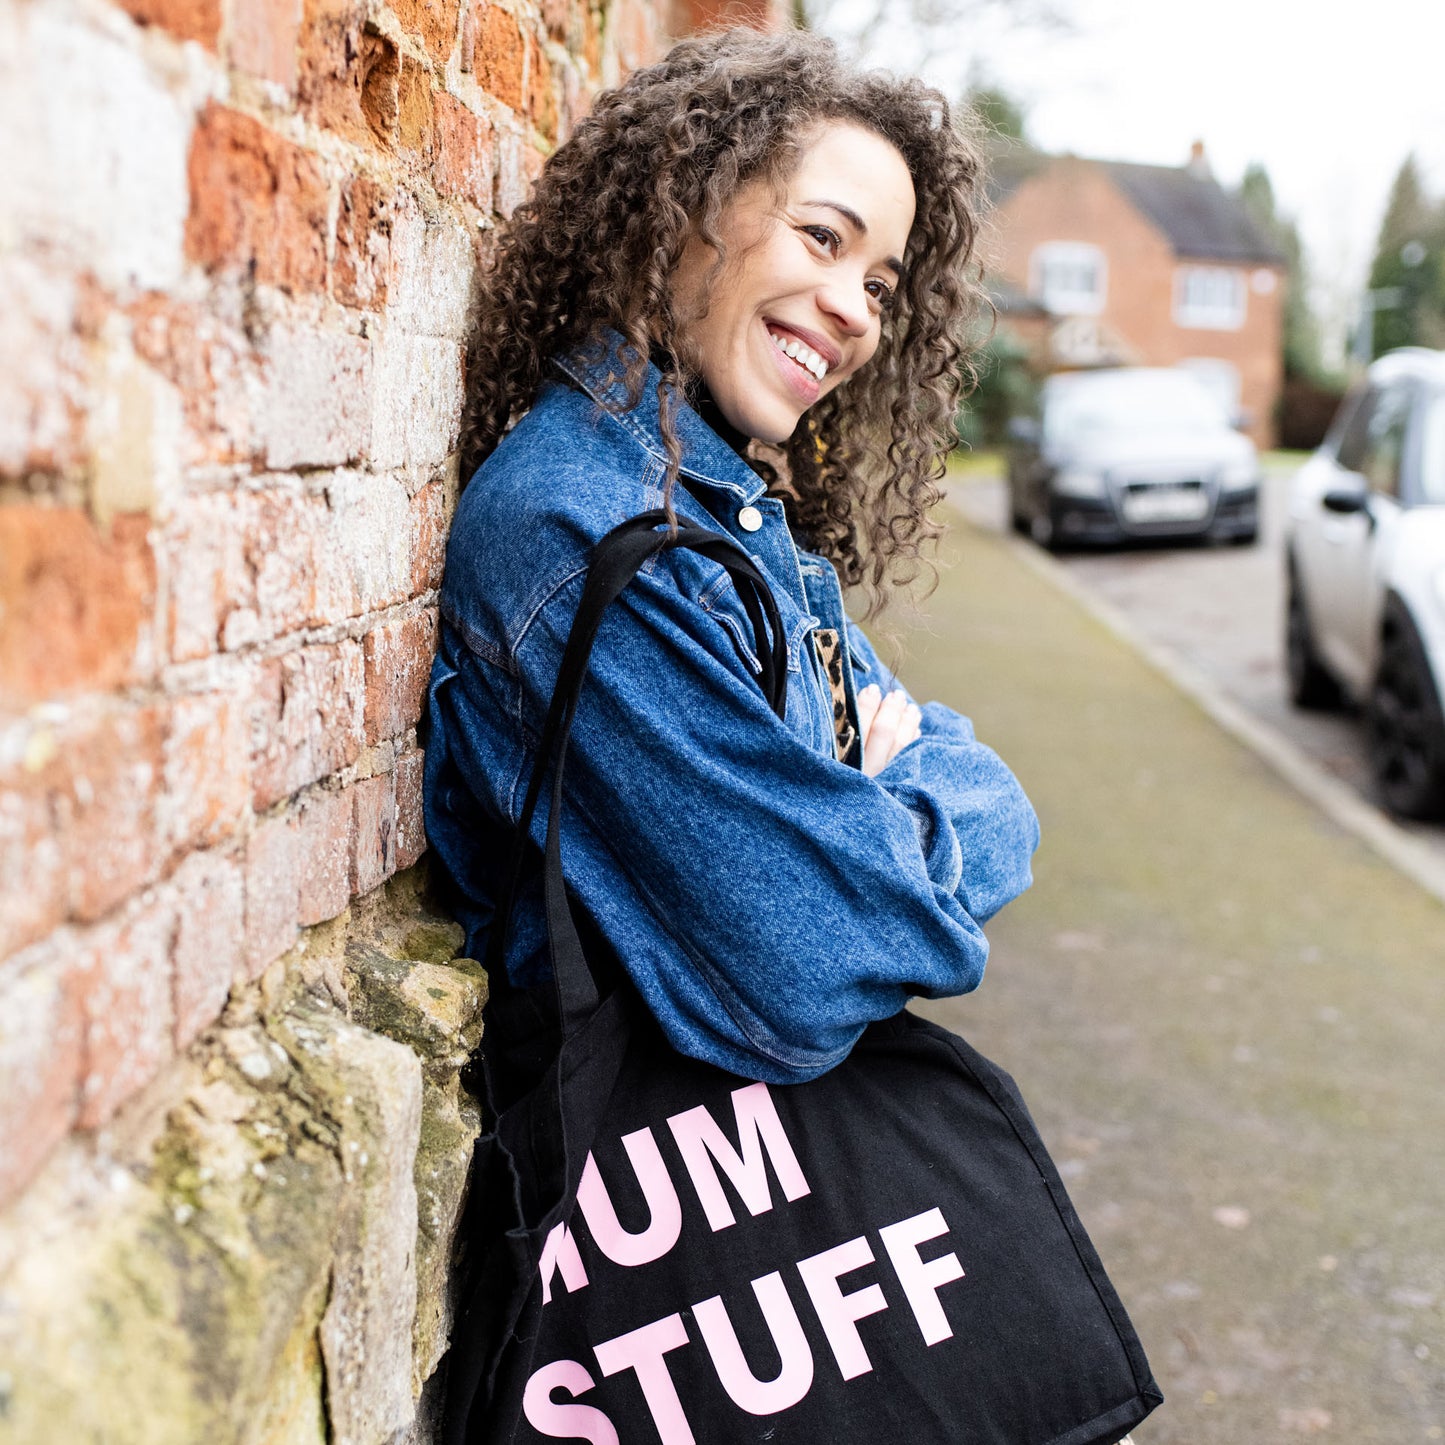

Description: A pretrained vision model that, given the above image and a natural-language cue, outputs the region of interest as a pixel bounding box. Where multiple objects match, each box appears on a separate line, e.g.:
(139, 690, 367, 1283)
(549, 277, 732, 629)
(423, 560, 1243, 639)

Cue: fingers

(858, 684, 921, 777)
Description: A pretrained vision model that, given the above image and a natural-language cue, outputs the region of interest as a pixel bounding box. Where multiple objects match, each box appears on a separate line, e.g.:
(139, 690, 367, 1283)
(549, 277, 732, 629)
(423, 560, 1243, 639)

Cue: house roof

(985, 144, 1286, 266)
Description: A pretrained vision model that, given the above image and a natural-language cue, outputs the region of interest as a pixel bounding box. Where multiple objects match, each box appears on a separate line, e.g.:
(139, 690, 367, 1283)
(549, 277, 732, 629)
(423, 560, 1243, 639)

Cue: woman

(423, 27, 1040, 1086)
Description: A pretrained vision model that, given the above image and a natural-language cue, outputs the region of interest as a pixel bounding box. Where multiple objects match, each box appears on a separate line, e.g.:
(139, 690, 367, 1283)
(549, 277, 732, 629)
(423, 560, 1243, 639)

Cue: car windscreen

(1421, 389, 1445, 505)
(1044, 372, 1228, 446)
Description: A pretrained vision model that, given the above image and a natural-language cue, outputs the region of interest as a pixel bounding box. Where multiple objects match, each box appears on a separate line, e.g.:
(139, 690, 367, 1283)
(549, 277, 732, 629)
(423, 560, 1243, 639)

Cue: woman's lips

(763, 323, 821, 406)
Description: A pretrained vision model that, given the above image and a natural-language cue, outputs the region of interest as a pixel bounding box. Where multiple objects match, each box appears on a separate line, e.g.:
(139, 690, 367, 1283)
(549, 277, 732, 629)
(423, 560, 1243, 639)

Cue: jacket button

(738, 505, 763, 532)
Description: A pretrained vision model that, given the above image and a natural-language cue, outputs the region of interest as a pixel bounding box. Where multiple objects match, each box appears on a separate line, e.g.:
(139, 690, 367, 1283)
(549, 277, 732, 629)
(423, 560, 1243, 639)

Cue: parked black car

(1006, 367, 1260, 549)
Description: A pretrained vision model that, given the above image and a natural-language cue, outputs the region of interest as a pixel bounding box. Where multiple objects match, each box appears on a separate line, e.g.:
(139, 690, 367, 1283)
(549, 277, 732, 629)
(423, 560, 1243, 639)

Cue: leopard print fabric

(812, 627, 858, 765)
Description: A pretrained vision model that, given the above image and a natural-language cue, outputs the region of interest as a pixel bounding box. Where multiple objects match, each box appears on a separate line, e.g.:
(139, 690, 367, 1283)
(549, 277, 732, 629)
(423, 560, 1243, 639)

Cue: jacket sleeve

(844, 619, 1039, 925)
(494, 556, 1038, 1084)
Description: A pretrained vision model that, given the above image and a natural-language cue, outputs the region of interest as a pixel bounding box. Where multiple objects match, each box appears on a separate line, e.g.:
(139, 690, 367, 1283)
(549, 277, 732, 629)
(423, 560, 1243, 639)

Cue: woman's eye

(801, 225, 841, 254)
(865, 278, 895, 308)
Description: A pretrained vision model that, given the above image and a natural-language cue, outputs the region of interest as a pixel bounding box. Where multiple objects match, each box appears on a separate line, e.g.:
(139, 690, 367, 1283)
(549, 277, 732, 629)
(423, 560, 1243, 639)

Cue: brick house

(985, 143, 1286, 448)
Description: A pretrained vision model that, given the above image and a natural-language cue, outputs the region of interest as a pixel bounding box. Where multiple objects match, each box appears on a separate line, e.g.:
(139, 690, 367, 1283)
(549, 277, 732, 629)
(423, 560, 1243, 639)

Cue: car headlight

(1052, 468, 1107, 499)
(1218, 460, 1258, 492)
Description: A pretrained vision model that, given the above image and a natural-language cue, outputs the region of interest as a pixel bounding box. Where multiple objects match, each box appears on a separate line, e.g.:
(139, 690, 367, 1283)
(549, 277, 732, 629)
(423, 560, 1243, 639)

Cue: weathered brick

(77, 896, 177, 1129)
(171, 847, 244, 1049)
(352, 770, 397, 895)
(333, 176, 392, 311)
(185, 103, 329, 295)
(391, 0, 461, 64)
(297, 0, 373, 139)
(363, 610, 438, 745)
(433, 93, 494, 211)
(165, 491, 354, 660)
(53, 706, 167, 924)
(540, 0, 569, 42)
(117, 0, 221, 46)
(527, 37, 557, 140)
(296, 787, 353, 925)
(386, 199, 477, 337)
(229, 0, 303, 89)
(243, 809, 299, 979)
(493, 123, 527, 218)
(259, 322, 372, 469)
(410, 477, 454, 592)
(0, 743, 67, 960)
(4, 8, 191, 292)
(470, 3, 526, 109)
(250, 641, 365, 810)
(397, 53, 435, 157)
(0, 946, 84, 1207)
(0, 255, 88, 477)
(358, 29, 402, 142)
(393, 746, 426, 869)
(160, 684, 252, 855)
(129, 294, 258, 466)
(0, 509, 157, 711)
(368, 334, 465, 469)
(326, 472, 413, 612)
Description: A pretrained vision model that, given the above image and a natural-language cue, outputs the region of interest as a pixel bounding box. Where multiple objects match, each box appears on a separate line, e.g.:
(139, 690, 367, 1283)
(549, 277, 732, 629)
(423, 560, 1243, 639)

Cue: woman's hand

(857, 684, 922, 777)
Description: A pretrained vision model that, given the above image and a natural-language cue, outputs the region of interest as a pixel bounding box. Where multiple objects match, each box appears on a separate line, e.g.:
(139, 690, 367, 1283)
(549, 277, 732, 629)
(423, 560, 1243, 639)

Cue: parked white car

(1285, 348, 1445, 818)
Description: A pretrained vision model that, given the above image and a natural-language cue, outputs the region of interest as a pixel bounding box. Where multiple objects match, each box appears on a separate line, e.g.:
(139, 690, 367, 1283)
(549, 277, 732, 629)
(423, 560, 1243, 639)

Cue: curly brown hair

(460, 27, 989, 609)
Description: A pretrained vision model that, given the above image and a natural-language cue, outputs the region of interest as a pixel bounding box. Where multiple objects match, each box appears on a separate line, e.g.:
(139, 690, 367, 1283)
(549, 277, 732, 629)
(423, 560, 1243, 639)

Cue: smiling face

(669, 121, 917, 445)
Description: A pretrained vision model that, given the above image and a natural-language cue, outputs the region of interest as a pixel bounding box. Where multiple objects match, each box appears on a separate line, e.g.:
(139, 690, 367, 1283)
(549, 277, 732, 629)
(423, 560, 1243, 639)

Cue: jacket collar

(552, 330, 769, 505)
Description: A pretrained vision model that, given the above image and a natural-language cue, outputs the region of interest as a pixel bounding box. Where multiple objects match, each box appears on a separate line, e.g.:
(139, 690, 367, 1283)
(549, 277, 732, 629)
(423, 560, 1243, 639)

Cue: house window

(1030, 242, 1107, 316)
(1174, 266, 1246, 330)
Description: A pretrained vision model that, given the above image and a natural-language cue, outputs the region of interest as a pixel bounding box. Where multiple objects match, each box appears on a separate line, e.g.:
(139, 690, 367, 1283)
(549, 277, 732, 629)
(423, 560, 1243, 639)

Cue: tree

(1366, 155, 1445, 357)
(1237, 162, 1325, 381)
(964, 72, 1029, 143)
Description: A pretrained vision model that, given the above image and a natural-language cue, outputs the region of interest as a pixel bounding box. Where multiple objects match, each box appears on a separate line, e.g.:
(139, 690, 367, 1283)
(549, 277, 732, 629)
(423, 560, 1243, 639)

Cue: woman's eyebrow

(801, 199, 906, 279)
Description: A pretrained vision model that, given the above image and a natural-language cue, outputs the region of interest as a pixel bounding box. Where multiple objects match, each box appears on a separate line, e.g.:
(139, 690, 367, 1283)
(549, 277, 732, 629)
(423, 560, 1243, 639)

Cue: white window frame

(1174, 265, 1247, 331)
(1030, 241, 1107, 316)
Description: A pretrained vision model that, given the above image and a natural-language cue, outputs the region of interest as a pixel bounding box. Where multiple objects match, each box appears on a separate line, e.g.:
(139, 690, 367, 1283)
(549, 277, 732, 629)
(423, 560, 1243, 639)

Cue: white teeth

(768, 328, 828, 380)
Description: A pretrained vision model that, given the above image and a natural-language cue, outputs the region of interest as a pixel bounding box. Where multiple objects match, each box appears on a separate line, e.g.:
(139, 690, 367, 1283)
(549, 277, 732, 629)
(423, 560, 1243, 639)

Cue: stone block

(433, 91, 494, 211)
(250, 640, 366, 810)
(352, 771, 397, 896)
(469, 1, 525, 108)
(228, 0, 303, 89)
(526, 36, 556, 140)
(0, 739, 67, 960)
(0, 254, 88, 477)
(53, 705, 168, 926)
(243, 808, 300, 979)
(0, 508, 157, 711)
(386, 198, 477, 339)
(160, 682, 252, 856)
(0, 946, 83, 1207)
(0, 5, 190, 291)
(493, 121, 527, 218)
(363, 611, 438, 746)
(259, 322, 372, 470)
(396, 52, 435, 158)
(326, 471, 414, 612)
(298, 0, 372, 138)
(77, 895, 177, 1129)
(410, 474, 455, 592)
(368, 332, 465, 469)
(117, 0, 221, 46)
(171, 847, 245, 1048)
(333, 176, 392, 311)
(185, 103, 330, 295)
(391, 0, 462, 64)
(297, 787, 354, 926)
(393, 746, 427, 869)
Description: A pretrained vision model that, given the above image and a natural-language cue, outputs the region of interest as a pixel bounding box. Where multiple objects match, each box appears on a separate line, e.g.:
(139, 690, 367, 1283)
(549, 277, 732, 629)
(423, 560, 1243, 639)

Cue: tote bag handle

(483, 510, 789, 1039)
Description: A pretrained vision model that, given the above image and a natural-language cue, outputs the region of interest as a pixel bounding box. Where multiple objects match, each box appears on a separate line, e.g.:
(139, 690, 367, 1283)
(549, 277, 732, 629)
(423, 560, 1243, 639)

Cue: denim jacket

(423, 339, 1040, 1084)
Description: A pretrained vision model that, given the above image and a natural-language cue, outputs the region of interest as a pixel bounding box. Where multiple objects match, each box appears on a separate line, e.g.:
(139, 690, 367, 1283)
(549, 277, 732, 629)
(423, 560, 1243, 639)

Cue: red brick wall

(0, 0, 705, 1209)
(988, 157, 1284, 448)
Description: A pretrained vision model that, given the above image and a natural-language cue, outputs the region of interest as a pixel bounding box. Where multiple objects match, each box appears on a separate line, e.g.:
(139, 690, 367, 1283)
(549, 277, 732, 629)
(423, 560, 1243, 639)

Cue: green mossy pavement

(904, 504, 1445, 1443)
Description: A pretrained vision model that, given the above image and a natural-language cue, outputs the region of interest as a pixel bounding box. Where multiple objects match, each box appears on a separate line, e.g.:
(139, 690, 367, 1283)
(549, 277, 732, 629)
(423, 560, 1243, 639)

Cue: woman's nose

(816, 279, 872, 337)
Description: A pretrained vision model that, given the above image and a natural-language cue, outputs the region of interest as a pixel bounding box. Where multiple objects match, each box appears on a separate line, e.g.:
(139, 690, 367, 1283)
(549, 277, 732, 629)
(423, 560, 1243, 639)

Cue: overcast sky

(822, 0, 1445, 353)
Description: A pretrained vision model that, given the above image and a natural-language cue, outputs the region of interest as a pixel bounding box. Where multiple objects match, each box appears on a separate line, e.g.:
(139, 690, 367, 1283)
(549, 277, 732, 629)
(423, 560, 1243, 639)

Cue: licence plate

(1121, 487, 1209, 523)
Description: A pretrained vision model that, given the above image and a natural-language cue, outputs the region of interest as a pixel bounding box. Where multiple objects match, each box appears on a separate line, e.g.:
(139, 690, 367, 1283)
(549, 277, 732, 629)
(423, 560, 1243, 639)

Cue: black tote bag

(441, 511, 1162, 1445)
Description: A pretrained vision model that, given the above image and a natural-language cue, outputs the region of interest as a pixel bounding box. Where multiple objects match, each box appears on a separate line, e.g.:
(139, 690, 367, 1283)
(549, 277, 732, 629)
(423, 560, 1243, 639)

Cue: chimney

(1187, 140, 1211, 179)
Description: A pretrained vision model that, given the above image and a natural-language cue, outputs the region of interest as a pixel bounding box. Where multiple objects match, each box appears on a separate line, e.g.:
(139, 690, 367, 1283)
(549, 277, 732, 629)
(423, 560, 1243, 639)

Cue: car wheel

(1366, 609, 1445, 820)
(1285, 568, 1340, 710)
(1029, 509, 1057, 552)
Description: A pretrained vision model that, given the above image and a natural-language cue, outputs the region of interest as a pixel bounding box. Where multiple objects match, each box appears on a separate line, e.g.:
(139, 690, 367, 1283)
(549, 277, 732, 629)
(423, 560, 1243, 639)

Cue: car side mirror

(1007, 417, 1041, 445)
(1322, 486, 1368, 515)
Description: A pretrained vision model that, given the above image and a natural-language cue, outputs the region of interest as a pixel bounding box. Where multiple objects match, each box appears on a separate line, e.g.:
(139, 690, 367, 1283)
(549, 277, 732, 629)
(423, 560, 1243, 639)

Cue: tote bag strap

(483, 509, 789, 1039)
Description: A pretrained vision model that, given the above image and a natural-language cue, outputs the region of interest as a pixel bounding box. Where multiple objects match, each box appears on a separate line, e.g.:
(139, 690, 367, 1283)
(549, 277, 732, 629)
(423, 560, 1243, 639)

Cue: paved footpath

(896, 499, 1445, 1443)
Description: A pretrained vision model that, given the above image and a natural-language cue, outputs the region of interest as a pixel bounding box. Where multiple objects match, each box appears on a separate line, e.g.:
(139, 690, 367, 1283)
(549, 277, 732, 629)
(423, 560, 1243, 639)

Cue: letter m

(667, 1082, 811, 1232)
